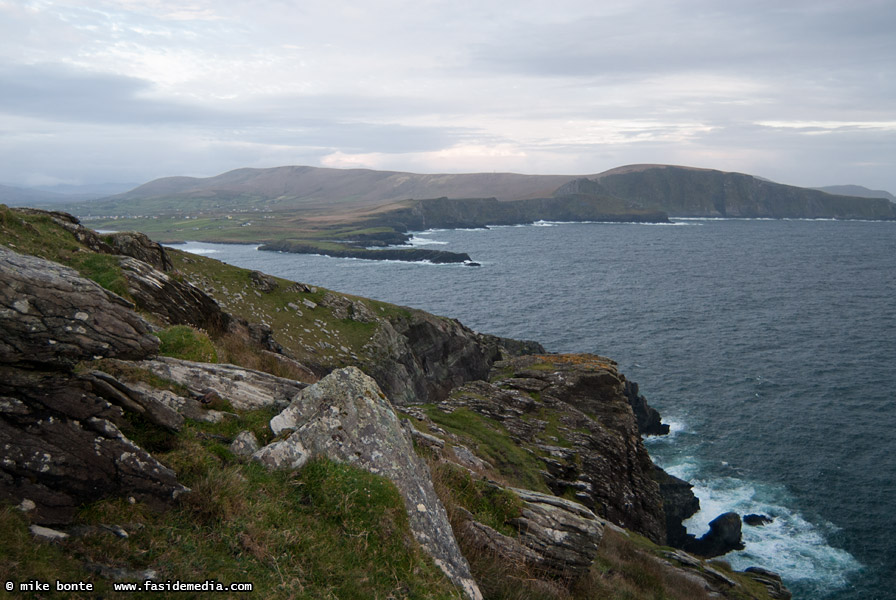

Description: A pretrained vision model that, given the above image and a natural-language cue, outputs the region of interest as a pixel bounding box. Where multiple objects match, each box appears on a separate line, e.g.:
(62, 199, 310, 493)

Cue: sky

(1, 0, 894, 192)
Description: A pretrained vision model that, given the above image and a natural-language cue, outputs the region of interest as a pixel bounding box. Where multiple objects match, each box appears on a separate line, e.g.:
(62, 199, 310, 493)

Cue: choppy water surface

(173, 219, 896, 600)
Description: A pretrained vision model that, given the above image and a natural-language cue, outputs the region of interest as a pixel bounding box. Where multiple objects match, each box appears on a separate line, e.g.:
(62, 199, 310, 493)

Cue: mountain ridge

(76, 163, 895, 221)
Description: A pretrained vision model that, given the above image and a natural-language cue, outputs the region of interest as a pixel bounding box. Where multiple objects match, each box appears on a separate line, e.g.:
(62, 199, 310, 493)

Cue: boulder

(320, 292, 377, 323)
(743, 513, 774, 526)
(0, 247, 159, 367)
(509, 487, 604, 577)
(249, 270, 278, 293)
(256, 367, 482, 600)
(683, 512, 745, 558)
(743, 567, 792, 599)
(229, 431, 260, 457)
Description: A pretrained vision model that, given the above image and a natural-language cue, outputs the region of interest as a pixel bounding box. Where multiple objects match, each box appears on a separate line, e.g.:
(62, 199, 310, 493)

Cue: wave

(659, 462, 862, 596)
(404, 235, 449, 246)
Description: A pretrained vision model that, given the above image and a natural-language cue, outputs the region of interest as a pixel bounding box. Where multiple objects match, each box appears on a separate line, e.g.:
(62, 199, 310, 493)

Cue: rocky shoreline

(0, 206, 790, 599)
(258, 239, 479, 264)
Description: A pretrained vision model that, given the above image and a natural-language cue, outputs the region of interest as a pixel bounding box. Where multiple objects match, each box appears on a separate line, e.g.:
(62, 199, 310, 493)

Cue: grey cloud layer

(0, 0, 894, 191)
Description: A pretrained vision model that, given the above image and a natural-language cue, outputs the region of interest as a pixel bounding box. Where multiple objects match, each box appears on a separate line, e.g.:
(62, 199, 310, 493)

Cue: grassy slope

(0, 206, 777, 599)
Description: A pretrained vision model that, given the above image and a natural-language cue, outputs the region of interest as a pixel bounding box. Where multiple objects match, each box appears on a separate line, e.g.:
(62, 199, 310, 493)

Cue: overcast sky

(1, 0, 894, 192)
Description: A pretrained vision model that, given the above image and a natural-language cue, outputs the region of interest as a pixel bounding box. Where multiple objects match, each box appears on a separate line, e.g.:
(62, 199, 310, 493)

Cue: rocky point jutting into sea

(0, 206, 790, 599)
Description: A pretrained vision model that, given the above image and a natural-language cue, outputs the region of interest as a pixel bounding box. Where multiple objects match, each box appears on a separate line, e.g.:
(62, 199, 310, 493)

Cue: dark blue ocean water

(172, 219, 896, 600)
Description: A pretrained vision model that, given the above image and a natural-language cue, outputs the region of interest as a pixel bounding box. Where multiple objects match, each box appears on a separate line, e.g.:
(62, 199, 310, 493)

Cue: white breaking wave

(405, 235, 449, 246)
(668, 469, 863, 590)
(164, 242, 222, 255)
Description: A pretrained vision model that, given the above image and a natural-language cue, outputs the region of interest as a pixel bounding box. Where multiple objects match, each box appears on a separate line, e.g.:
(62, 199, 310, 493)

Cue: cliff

(588, 165, 896, 219)
(0, 206, 789, 599)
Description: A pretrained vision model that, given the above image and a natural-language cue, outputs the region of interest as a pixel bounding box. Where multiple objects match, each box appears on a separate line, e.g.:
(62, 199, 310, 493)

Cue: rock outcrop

(435, 354, 668, 544)
(1, 247, 159, 367)
(0, 368, 187, 524)
(118, 256, 230, 333)
(139, 356, 306, 411)
(363, 310, 507, 405)
(0, 247, 186, 523)
(254, 367, 482, 600)
(458, 485, 604, 580)
(625, 380, 670, 436)
(682, 511, 745, 558)
(653, 465, 701, 548)
(108, 231, 173, 272)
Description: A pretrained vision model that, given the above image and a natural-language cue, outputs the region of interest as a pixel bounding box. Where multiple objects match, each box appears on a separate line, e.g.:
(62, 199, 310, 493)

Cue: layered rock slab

(458, 485, 604, 580)
(0, 247, 159, 367)
(0, 248, 185, 523)
(254, 367, 482, 600)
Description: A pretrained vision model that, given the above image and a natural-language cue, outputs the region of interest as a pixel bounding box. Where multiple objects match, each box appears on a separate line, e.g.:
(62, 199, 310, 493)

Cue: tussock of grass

(70, 253, 131, 298)
(435, 463, 523, 537)
(155, 325, 218, 363)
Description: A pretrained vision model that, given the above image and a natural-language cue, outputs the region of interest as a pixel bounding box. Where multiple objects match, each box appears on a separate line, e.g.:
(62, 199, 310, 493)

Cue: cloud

(0, 0, 894, 192)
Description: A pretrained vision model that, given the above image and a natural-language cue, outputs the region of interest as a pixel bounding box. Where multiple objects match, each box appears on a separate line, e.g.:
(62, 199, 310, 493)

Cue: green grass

(3, 430, 463, 599)
(155, 325, 218, 363)
(424, 406, 550, 493)
(436, 464, 523, 537)
(70, 253, 131, 298)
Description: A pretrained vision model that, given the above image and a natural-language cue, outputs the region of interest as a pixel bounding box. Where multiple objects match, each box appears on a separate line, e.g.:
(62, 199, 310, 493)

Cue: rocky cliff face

(420, 353, 669, 544)
(589, 165, 896, 219)
(361, 309, 534, 405)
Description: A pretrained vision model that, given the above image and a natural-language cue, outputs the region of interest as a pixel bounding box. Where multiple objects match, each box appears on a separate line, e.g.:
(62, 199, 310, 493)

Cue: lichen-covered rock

(743, 567, 792, 599)
(319, 292, 377, 322)
(85, 370, 185, 431)
(0, 247, 159, 367)
(140, 356, 306, 411)
(257, 367, 482, 600)
(229, 431, 260, 457)
(509, 487, 605, 576)
(248, 270, 278, 293)
(0, 367, 187, 524)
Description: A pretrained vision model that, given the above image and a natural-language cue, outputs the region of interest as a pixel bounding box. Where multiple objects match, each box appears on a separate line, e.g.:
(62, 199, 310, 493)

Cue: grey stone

(0, 368, 187, 524)
(230, 431, 260, 457)
(118, 256, 230, 333)
(107, 231, 173, 272)
(0, 247, 159, 367)
(140, 357, 306, 411)
(30, 524, 70, 541)
(458, 485, 604, 580)
(260, 367, 482, 600)
(249, 270, 278, 293)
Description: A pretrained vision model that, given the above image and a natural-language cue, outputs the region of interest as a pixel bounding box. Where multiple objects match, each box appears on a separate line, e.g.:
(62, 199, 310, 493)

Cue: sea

(169, 218, 895, 600)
